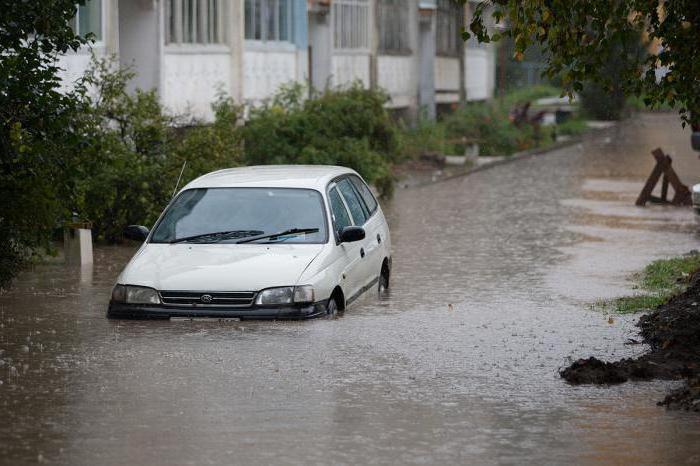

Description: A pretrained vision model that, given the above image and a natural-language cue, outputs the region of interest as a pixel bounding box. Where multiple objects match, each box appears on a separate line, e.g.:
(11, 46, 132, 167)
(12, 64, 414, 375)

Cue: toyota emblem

(200, 294, 213, 304)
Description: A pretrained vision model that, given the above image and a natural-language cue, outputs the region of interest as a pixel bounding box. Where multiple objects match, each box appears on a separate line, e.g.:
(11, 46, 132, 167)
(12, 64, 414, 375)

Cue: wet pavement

(2, 113, 700, 465)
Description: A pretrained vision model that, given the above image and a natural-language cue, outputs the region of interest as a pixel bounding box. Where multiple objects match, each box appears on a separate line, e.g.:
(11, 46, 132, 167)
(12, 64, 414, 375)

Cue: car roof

(180, 165, 359, 191)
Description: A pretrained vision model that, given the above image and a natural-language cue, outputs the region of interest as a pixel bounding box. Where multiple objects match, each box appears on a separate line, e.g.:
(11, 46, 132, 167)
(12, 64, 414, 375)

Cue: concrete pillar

(64, 224, 94, 266)
(307, 3, 332, 93)
(118, 0, 161, 93)
(418, 3, 437, 120)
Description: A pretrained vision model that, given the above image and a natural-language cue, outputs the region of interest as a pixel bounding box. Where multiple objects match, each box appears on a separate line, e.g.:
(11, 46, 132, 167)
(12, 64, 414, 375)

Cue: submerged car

(108, 165, 392, 319)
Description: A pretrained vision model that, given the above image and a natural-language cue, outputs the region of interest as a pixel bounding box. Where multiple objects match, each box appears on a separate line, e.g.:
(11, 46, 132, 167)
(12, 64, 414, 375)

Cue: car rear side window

(337, 178, 368, 225)
(349, 175, 378, 215)
(329, 187, 352, 236)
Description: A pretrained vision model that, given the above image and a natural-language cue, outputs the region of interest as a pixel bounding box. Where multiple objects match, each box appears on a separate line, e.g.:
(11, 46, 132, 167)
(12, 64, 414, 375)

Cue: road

(1, 113, 700, 465)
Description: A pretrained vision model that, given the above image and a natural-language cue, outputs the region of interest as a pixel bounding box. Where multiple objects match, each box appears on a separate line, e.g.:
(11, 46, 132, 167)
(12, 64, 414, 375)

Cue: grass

(556, 118, 588, 137)
(596, 253, 700, 314)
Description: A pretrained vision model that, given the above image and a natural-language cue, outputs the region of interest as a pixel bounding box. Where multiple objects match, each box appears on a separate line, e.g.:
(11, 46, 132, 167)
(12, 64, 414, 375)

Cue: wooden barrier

(635, 148, 692, 206)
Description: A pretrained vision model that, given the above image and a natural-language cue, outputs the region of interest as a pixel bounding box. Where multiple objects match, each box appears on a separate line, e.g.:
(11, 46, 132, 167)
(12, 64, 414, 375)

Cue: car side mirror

(339, 226, 365, 243)
(124, 225, 149, 241)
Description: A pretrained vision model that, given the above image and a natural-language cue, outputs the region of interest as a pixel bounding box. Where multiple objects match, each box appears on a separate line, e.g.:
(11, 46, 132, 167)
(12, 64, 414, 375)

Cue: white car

(108, 165, 392, 319)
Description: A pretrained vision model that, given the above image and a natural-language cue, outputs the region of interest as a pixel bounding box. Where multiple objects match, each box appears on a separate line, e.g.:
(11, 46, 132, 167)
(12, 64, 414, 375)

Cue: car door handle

(360, 248, 365, 258)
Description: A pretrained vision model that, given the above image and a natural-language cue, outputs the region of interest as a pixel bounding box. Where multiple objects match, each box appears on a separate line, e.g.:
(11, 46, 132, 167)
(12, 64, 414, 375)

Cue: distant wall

(162, 50, 232, 119)
(332, 53, 371, 88)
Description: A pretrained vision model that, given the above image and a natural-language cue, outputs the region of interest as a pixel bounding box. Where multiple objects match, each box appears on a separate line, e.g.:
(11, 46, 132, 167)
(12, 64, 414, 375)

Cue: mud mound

(560, 357, 627, 384)
(659, 377, 700, 412)
(561, 275, 700, 410)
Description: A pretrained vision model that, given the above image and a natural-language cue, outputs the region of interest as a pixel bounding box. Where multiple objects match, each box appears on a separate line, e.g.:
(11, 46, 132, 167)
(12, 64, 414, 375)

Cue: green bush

(443, 101, 545, 156)
(243, 82, 400, 197)
(0, 0, 93, 288)
(556, 118, 588, 136)
(397, 119, 456, 159)
(72, 57, 243, 241)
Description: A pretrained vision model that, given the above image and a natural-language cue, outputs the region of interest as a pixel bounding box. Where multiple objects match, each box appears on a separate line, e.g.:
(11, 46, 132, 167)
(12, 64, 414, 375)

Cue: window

(71, 0, 102, 41)
(337, 179, 368, 225)
(349, 176, 378, 215)
(245, 0, 293, 42)
(329, 187, 353, 236)
(333, 0, 370, 50)
(436, 0, 463, 56)
(378, 0, 410, 54)
(166, 0, 225, 45)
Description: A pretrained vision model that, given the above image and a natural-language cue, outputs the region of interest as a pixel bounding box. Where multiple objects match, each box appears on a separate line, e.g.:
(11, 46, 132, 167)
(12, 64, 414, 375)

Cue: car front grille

(159, 291, 256, 307)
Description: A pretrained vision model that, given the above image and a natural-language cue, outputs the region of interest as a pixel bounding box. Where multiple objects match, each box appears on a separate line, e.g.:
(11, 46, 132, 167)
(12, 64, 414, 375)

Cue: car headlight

(255, 286, 315, 305)
(111, 285, 161, 305)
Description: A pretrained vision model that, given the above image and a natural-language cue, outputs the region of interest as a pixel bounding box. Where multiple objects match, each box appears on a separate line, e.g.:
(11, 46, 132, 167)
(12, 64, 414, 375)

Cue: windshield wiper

(169, 230, 264, 244)
(236, 228, 320, 244)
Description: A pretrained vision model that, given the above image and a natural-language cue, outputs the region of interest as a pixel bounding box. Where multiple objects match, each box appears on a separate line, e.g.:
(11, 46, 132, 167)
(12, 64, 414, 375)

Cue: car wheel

(378, 270, 390, 297)
(326, 297, 339, 317)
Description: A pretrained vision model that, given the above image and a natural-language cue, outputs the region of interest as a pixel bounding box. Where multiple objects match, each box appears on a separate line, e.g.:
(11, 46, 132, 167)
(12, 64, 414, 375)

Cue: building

(58, 0, 496, 121)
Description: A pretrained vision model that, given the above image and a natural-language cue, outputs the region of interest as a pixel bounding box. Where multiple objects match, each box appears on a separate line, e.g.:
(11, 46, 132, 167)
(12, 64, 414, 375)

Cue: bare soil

(561, 273, 700, 411)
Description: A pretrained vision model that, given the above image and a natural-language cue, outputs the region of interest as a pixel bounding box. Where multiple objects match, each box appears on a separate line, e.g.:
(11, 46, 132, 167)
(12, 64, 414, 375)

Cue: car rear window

(349, 175, 378, 215)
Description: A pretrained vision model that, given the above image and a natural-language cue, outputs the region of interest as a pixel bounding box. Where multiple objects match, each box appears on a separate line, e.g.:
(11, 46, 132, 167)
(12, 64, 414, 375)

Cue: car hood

(119, 243, 325, 291)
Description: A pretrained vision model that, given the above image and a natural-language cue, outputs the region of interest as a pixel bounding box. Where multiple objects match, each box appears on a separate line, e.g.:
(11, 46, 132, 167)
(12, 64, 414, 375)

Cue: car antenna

(172, 160, 187, 198)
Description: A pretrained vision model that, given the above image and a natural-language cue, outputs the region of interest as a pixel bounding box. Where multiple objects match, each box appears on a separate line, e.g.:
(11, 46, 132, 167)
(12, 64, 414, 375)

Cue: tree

(0, 1, 90, 287)
(462, 1, 700, 126)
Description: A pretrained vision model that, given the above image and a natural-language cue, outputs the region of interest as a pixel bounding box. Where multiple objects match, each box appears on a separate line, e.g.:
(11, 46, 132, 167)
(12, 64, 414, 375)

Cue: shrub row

(62, 58, 399, 243)
(399, 85, 588, 159)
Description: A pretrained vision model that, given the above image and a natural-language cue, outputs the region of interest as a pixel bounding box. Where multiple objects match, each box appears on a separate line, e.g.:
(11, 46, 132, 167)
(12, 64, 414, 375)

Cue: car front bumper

(107, 301, 328, 320)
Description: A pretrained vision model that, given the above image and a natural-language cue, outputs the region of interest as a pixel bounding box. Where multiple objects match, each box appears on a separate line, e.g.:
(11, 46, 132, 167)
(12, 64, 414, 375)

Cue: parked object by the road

(692, 184, 700, 213)
(108, 166, 392, 320)
(635, 148, 692, 207)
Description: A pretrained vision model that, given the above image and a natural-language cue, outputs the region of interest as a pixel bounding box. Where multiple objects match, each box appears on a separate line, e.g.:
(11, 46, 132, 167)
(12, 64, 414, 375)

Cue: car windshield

(150, 188, 328, 244)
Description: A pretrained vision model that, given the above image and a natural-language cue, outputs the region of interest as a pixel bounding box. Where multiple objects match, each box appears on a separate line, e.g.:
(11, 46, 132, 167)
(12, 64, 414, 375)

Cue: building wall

(465, 47, 495, 101)
(378, 55, 416, 109)
(56, 0, 496, 121)
(243, 0, 308, 105)
(162, 49, 233, 118)
(332, 53, 371, 88)
(56, 0, 118, 92)
(243, 46, 301, 104)
(434, 56, 460, 103)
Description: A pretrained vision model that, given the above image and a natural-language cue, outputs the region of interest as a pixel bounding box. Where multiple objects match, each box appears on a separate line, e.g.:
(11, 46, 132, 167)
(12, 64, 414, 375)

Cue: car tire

(378, 270, 390, 297)
(326, 297, 339, 317)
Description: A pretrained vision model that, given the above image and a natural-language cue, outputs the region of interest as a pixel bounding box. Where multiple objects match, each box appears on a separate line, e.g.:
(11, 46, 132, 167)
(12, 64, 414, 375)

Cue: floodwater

(2, 113, 700, 465)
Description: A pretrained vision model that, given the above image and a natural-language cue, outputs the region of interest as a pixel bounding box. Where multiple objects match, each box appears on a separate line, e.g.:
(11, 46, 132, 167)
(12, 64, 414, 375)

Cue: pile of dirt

(561, 274, 700, 411)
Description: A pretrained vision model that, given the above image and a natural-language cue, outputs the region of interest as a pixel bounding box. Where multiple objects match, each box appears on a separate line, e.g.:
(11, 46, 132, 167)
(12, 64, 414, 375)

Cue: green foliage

(462, 1, 700, 126)
(596, 253, 700, 314)
(71, 56, 243, 242)
(445, 101, 545, 155)
(398, 85, 587, 158)
(640, 254, 700, 293)
(555, 118, 587, 137)
(596, 295, 668, 315)
(501, 84, 561, 108)
(243, 82, 400, 197)
(397, 119, 456, 160)
(0, 0, 91, 288)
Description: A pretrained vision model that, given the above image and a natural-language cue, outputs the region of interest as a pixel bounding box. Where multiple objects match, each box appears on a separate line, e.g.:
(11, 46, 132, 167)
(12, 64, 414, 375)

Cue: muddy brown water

(2, 113, 700, 465)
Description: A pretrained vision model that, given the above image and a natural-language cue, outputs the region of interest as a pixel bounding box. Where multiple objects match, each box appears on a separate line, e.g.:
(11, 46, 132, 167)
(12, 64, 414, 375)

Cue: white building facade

(58, 0, 496, 121)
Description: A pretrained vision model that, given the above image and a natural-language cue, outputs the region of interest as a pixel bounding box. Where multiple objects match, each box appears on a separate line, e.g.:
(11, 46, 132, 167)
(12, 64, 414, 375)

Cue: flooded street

(3, 113, 700, 465)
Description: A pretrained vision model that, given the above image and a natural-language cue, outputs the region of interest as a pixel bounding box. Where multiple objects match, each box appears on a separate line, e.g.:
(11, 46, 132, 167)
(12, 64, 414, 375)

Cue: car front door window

(329, 186, 352, 237)
(337, 178, 368, 225)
